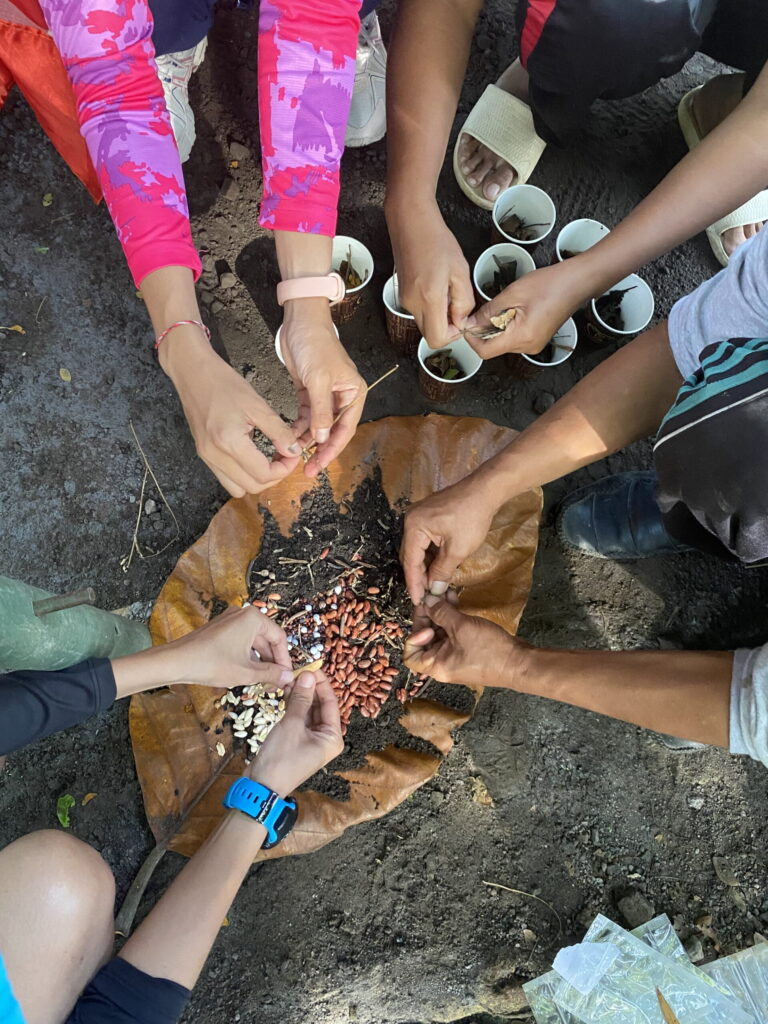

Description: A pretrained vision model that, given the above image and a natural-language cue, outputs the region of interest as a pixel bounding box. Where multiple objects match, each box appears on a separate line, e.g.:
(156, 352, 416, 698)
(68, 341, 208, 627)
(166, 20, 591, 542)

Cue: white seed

(234, 730, 247, 738)
(216, 742, 226, 757)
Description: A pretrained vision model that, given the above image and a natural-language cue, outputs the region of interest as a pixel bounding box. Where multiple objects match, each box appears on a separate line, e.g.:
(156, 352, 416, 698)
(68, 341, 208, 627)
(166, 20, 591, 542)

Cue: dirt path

(1, 3, 766, 1021)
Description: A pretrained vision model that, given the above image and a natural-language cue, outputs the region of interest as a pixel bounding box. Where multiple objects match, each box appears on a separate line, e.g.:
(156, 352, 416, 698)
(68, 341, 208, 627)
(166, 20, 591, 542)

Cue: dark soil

(1, 2, 767, 1021)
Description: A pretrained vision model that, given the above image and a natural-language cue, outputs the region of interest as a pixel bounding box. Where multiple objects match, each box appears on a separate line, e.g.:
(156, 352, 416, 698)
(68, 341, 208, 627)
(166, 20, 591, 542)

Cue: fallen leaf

(0, 325, 25, 334)
(229, 160, 239, 169)
(221, 916, 229, 927)
(731, 889, 747, 912)
(42, 192, 54, 207)
(754, 932, 767, 945)
(34, 246, 50, 254)
(81, 792, 97, 806)
(470, 776, 495, 807)
(57, 793, 75, 828)
(59, 368, 72, 383)
(522, 928, 537, 948)
(695, 913, 718, 945)
(712, 855, 739, 887)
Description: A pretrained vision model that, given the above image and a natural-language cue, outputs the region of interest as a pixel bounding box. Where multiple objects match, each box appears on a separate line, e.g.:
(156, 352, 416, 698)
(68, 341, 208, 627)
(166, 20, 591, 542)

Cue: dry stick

(122, 421, 181, 572)
(301, 364, 399, 460)
(482, 880, 563, 936)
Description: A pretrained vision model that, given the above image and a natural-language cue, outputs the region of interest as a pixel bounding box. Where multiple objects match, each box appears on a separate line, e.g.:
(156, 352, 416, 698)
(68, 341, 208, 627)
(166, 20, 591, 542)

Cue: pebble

(218, 271, 237, 290)
(229, 140, 250, 161)
(684, 935, 704, 963)
(220, 176, 240, 201)
(476, 33, 491, 51)
(144, 498, 158, 515)
(211, 300, 224, 314)
(687, 795, 705, 810)
(534, 391, 556, 415)
(64, 479, 76, 497)
(618, 891, 655, 928)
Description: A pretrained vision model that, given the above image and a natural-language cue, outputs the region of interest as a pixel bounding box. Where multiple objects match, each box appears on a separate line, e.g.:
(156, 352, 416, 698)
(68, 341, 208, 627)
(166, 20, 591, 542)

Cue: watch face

(263, 799, 298, 850)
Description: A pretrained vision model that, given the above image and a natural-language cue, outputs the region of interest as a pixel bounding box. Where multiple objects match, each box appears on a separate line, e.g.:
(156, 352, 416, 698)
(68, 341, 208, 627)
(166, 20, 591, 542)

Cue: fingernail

(486, 184, 500, 200)
(468, 177, 477, 186)
(297, 672, 315, 688)
(280, 670, 293, 684)
(316, 429, 330, 444)
(424, 594, 440, 608)
(429, 581, 449, 596)
(288, 442, 301, 455)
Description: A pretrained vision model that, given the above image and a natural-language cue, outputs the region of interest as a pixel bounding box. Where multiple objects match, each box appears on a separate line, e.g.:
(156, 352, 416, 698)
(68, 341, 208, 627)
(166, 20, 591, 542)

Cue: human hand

(159, 331, 301, 497)
(280, 302, 366, 478)
(387, 200, 475, 347)
(401, 477, 500, 604)
(404, 595, 527, 688)
(161, 605, 294, 690)
(249, 671, 344, 796)
(464, 260, 589, 359)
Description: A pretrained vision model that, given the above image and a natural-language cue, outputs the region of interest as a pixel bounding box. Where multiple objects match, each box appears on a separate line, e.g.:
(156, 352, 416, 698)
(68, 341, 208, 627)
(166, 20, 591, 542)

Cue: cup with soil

(331, 235, 374, 325)
(584, 273, 654, 345)
(491, 184, 556, 252)
(554, 218, 610, 263)
(274, 322, 340, 366)
(417, 336, 482, 403)
(521, 317, 578, 373)
(473, 242, 536, 304)
(382, 274, 420, 357)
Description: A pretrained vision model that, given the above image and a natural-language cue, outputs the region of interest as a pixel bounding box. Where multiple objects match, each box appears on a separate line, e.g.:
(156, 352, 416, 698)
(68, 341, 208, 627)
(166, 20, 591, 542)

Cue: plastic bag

(130, 415, 542, 861)
(536, 915, 753, 1024)
(703, 943, 768, 1022)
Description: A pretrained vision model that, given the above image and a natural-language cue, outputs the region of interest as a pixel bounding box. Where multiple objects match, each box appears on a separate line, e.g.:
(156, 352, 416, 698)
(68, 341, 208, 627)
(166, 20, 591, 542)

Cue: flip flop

(453, 78, 546, 210)
(678, 84, 768, 267)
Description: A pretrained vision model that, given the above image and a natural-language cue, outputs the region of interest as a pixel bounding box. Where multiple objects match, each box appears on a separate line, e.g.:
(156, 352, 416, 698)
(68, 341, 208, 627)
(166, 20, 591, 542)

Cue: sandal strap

(459, 84, 546, 184)
(709, 190, 768, 236)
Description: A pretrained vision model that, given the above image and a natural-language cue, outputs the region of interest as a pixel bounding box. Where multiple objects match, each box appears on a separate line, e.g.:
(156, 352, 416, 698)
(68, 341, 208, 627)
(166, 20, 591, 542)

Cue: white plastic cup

(522, 317, 578, 368)
(492, 185, 556, 249)
(555, 218, 610, 262)
(417, 336, 482, 402)
(275, 322, 340, 365)
(382, 274, 420, 356)
(331, 235, 374, 324)
(586, 274, 654, 343)
(473, 243, 536, 303)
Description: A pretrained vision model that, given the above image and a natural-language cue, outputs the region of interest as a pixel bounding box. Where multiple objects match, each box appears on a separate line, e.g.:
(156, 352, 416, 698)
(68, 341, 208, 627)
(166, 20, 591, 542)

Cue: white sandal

(453, 80, 546, 210)
(678, 84, 768, 267)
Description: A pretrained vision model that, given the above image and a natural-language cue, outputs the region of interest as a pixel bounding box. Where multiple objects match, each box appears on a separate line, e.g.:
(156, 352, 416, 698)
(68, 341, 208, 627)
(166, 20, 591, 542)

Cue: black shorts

(517, 0, 768, 145)
(66, 959, 190, 1024)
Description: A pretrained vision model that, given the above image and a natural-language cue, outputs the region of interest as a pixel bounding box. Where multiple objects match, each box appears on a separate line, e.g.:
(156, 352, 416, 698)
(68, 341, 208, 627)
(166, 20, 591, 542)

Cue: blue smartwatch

(223, 778, 298, 849)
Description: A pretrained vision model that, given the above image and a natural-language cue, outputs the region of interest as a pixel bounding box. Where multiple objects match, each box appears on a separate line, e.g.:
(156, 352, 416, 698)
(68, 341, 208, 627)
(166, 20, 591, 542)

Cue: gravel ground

(1, 3, 767, 1021)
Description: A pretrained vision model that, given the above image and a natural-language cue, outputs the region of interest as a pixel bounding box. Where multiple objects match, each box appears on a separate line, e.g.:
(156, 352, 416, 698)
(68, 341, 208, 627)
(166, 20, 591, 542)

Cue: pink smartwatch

(277, 272, 346, 307)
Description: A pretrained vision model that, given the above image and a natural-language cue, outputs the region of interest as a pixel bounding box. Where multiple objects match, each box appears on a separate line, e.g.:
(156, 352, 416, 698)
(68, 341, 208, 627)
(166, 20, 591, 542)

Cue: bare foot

(457, 60, 530, 203)
(692, 73, 764, 256)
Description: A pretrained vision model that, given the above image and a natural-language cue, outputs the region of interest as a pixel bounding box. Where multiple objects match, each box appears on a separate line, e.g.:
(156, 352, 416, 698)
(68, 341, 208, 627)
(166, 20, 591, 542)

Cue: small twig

(301, 365, 399, 459)
(35, 296, 47, 324)
(482, 881, 563, 936)
(121, 421, 181, 572)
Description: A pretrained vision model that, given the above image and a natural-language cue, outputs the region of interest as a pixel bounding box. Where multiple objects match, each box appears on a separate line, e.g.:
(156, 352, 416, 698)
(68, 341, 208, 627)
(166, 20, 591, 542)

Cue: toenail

(461, 164, 469, 174)
(486, 184, 500, 200)
(468, 177, 477, 186)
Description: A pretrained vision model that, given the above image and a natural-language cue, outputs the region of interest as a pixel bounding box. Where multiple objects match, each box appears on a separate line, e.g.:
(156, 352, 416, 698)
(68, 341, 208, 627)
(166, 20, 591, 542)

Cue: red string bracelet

(154, 319, 211, 351)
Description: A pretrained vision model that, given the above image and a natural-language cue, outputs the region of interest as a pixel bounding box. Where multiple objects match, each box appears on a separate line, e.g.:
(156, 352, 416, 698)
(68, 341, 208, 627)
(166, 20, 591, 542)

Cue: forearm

(110, 645, 193, 699)
(572, 64, 768, 299)
(513, 645, 732, 748)
(140, 266, 216, 385)
(385, 0, 482, 206)
(119, 812, 267, 989)
(470, 323, 682, 506)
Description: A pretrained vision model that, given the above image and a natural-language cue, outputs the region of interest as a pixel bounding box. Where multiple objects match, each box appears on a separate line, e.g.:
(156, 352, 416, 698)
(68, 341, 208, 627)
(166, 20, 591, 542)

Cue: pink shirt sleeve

(258, 0, 359, 236)
(39, 0, 201, 287)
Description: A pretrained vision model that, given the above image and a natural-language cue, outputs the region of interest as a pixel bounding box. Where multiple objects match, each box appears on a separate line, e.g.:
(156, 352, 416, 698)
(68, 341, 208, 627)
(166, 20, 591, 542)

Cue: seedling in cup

(417, 336, 481, 403)
(473, 243, 536, 303)
(585, 273, 654, 344)
(382, 273, 420, 357)
(331, 235, 374, 325)
(492, 184, 556, 250)
(522, 317, 578, 369)
(555, 218, 610, 262)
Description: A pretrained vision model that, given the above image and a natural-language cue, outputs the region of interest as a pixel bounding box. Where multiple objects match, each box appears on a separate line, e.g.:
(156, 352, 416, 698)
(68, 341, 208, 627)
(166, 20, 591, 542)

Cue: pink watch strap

(277, 272, 346, 307)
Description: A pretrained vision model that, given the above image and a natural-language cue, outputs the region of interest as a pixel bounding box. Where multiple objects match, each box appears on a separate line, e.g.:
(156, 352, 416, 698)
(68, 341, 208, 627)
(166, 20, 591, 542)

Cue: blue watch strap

(223, 777, 296, 847)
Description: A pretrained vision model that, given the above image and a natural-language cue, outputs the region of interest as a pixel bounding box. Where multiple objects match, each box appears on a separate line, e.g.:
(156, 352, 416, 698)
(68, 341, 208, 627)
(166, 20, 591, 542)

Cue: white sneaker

(345, 12, 387, 148)
(155, 38, 208, 163)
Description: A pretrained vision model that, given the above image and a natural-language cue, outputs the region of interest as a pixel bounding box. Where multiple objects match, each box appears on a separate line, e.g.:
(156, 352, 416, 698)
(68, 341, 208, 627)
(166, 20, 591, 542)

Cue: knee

(1, 830, 115, 928)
